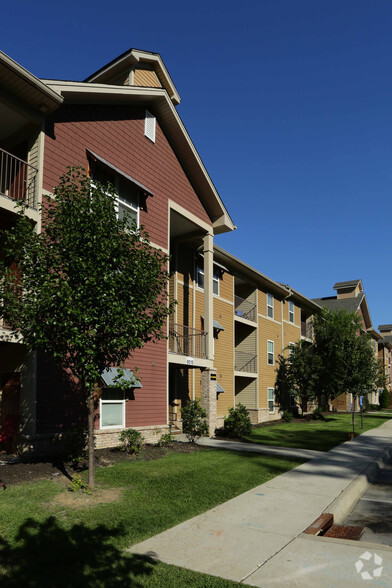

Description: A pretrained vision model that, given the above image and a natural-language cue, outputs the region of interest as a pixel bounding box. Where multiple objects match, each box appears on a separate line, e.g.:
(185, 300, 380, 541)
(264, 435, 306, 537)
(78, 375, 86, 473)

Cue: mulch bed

(0, 442, 203, 488)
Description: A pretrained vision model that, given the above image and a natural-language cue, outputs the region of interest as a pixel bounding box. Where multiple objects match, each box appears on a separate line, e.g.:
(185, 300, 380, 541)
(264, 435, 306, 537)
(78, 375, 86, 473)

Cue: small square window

(289, 301, 295, 323)
(267, 293, 274, 319)
(100, 389, 125, 429)
(268, 388, 275, 413)
(267, 340, 274, 365)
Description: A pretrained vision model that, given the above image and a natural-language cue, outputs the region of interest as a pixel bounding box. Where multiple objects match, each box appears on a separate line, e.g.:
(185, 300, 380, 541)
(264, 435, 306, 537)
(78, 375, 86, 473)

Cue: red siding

(43, 104, 212, 249)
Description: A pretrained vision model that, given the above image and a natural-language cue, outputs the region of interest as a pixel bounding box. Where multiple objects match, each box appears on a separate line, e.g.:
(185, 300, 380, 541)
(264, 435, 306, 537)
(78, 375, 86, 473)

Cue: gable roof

(84, 48, 181, 105)
(312, 295, 365, 314)
(333, 279, 363, 290)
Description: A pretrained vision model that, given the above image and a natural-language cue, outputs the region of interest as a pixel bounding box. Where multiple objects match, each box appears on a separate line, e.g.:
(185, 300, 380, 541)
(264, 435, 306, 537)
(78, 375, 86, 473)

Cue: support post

(200, 368, 217, 436)
(203, 232, 214, 360)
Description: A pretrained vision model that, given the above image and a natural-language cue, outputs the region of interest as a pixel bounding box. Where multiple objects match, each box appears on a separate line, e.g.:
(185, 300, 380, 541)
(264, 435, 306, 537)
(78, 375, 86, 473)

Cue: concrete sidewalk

(195, 436, 322, 460)
(130, 420, 392, 587)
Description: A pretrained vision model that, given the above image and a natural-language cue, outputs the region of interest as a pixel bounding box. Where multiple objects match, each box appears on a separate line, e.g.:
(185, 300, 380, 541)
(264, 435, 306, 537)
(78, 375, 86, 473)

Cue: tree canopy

(0, 167, 173, 485)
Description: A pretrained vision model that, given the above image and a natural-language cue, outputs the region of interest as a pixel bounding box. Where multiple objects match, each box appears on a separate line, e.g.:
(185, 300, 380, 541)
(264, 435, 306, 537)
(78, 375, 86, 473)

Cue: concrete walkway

(130, 420, 392, 587)
(195, 436, 322, 460)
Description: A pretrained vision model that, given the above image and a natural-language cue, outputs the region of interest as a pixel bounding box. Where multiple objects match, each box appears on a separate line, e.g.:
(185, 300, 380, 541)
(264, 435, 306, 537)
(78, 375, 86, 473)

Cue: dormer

(379, 325, 392, 337)
(84, 48, 181, 105)
(333, 279, 363, 300)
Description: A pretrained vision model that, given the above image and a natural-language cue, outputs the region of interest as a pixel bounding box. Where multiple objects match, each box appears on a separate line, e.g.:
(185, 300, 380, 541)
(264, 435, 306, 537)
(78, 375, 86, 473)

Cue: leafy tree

(313, 309, 379, 414)
(0, 167, 173, 486)
(288, 341, 319, 414)
(181, 400, 208, 442)
(274, 353, 292, 413)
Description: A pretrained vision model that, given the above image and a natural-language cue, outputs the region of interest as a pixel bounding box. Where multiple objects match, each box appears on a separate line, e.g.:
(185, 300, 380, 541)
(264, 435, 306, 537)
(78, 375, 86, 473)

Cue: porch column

(203, 232, 214, 360)
(200, 368, 217, 435)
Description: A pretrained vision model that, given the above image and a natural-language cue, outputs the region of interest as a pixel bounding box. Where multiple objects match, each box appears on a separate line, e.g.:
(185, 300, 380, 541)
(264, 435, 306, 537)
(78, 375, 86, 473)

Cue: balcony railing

(169, 322, 207, 359)
(234, 295, 256, 323)
(0, 147, 38, 209)
(301, 321, 313, 340)
(235, 350, 257, 373)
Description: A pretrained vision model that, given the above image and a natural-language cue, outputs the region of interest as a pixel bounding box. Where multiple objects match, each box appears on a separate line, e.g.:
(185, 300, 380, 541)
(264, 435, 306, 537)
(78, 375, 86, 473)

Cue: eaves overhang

(213, 245, 289, 297)
(0, 51, 63, 114)
(280, 284, 323, 314)
(42, 81, 235, 235)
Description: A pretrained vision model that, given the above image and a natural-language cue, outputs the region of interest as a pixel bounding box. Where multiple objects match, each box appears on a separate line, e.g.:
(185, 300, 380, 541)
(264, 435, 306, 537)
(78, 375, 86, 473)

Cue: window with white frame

(267, 293, 274, 318)
(100, 389, 125, 429)
(144, 110, 156, 142)
(91, 165, 139, 228)
(196, 262, 220, 295)
(289, 301, 295, 323)
(289, 342, 295, 356)
(268, 388, 275, 413)
(267, 340, 274, 365)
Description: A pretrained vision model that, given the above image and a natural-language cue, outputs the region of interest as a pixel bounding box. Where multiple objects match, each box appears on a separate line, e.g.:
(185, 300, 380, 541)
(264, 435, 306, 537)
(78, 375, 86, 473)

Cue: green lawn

(0, 449, 301, 587)
(246, 413, 392, 452)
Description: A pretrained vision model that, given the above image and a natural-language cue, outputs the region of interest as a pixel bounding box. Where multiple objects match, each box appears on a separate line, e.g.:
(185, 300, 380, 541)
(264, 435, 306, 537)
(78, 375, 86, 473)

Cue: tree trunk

(87, 393, 95, 488)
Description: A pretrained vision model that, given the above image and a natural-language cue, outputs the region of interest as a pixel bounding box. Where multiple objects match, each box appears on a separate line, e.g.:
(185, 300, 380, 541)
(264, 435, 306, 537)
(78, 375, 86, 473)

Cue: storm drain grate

(324, 524, 364, 540)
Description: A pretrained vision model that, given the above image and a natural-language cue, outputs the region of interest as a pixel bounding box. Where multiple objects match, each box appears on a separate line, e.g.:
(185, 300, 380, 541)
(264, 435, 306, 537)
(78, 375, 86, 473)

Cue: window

(289, 301, 295, 323)
(267, 340, 274, 365)
(289, 342, 295, 356)
(91, 165, 139, 228)
(268, 388, 275, 413)
(100, 389, 125, 429)
(144, 110, 156, 142)
(196, 263, 220, 296)
(267, 293, 274, 318)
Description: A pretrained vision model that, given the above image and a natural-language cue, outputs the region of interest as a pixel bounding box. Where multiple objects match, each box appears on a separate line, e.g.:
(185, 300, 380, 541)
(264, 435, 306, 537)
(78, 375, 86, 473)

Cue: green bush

(119, 428, 143, 454)
(312, 406, 325, 421)
(368, 403, 380, 411)
(380, 388, 391, 409)
(181, 400, 209, 442)
(281, 410, 294, 423)
(223, 403, 252, 438)
(158, 432, 176, 447)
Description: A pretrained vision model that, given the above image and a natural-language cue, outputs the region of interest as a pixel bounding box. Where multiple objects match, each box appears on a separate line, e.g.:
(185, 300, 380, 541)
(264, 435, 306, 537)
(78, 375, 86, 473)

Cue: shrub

(181, 400, 209, 442)
(312, 406, 325, 421)
(281, 410, 293, 423)
(158, 432, 176, 447)
(68, 474, 92, 495)
(380, 388, 391, 409)
(368, 403, 380, 411)
(119, 428, 143, 454)
(223, 403, 252, 438)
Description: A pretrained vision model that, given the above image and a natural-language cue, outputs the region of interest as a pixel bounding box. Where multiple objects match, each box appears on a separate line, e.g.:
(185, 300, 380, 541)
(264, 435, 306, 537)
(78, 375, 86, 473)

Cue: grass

(246, 412, 392, 452)
(0, 448, 301, 587)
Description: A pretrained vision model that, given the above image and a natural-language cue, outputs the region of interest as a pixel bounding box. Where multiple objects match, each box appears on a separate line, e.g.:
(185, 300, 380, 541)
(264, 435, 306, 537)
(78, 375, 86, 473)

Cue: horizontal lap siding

(258, 316, 281, 410)
(214, 298, 234, 416)
(43, 104, 212, 249)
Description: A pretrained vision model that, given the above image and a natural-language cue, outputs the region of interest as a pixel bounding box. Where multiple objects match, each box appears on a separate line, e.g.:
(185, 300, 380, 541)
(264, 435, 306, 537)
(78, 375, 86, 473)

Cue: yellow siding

(258, 289, 282, 322)
(235, 378, 257, 408)
(218, 271, 234, 302)
(134, 68, 162, 88)
(176, 281, 194, 328)
(282, 300, 299, 325)
(258, 316, 281, 410)
(195, 289, 204, 331)
(214, 298, 235, 416)
(283, 322, 301, 350)
(176, 246, 194, 285)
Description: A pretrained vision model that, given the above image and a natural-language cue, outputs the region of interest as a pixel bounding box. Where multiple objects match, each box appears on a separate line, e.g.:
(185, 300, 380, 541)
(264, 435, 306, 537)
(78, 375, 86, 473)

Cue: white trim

(268, 387, 275, 413)
(100, 390, 126, 430)
(267, 340, 274, 366)
(267, 293, 274, 319)
(258, 313, 281, 326)
(289, 300, 295, 323)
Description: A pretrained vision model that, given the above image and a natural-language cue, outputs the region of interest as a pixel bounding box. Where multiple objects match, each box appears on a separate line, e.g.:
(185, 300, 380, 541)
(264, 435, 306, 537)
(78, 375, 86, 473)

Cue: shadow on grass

(0, 516, 156, 587)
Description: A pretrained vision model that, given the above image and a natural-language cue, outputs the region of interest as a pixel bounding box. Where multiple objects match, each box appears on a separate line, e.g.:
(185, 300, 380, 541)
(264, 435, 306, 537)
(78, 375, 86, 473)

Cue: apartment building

(378, 325, 392, 397)
(168, 244, 321, 429)
(313, 280, 380, 410)
(0, 48, 235, 452)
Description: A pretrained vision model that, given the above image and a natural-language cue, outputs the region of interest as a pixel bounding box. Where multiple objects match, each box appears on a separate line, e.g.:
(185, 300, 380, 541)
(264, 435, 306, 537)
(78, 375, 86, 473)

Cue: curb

(323, 442, 392, 523)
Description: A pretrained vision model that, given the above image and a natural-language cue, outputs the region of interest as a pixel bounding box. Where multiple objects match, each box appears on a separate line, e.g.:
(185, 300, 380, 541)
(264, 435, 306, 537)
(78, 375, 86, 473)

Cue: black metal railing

(234, 295, 257, 322)
(169, 322, 207, 359)
(235, 350, 257, 373)
(0, 147, 38, 209)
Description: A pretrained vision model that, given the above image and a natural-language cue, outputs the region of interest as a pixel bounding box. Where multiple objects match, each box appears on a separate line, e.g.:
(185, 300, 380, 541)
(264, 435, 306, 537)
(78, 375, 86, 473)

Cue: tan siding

(134, 69, 162, 88)
(218, 271, 234, 302)
(235, 378, 257, 408)
(176, 246, 194, 285)
(214, 298, 234, 416)
(258, 316, 281, 409)
(283, 323, 301, 350)
(195, 289, 204, 331)
(258, 289, 282, 322)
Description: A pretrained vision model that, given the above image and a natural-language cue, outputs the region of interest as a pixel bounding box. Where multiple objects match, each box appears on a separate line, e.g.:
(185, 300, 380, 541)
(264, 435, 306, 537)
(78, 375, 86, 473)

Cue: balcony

(0, 147, 38, 210)
(235, 350, 257, 374)
(169, 322, 207, 360)
(234, 295, 256, 323)
(301, 321, 313, 341)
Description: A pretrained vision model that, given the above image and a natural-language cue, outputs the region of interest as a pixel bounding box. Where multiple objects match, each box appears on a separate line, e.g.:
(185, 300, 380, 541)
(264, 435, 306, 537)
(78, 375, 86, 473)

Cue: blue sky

(3, 1, 392, 328)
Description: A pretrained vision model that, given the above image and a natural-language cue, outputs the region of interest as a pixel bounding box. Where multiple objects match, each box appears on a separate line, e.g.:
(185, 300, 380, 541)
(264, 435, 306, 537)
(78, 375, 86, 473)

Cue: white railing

(0, 147, 38, 209)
